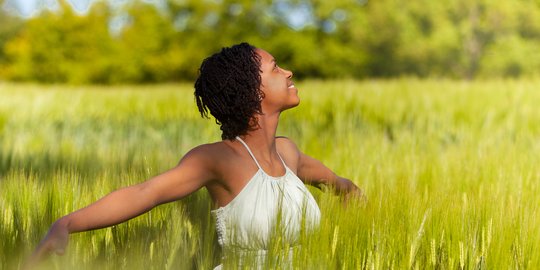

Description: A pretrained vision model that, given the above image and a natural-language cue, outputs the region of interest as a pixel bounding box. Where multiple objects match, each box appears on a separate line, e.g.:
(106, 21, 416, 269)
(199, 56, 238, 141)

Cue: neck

(239, 111, 281, 157)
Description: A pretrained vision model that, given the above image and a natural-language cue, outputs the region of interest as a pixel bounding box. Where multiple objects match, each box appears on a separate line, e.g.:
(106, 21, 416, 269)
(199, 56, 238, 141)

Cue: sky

(2, 0, 317, 32)
(3, 0, 93, 17)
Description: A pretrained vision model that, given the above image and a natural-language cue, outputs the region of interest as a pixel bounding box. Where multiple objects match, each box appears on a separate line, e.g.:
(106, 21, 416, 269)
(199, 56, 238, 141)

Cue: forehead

(255, 48, 274, 64)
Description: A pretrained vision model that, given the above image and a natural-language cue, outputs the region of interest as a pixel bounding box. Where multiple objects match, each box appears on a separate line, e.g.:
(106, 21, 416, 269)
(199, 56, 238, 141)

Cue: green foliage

(112, 2, 182, 83)
(2, 80, 540, 269)
(0, 0, 24, 77)
(2, 1, 115, 83)
(2, 0, 540, 83)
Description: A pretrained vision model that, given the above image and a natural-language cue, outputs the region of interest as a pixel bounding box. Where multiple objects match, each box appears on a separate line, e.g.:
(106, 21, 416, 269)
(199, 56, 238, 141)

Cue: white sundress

(211, 137, 321, 269)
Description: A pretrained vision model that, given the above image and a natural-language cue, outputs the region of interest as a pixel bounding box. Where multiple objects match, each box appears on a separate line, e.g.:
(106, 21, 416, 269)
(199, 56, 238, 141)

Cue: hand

(343, 187, 367, 207)
(24, 220, 70, 269)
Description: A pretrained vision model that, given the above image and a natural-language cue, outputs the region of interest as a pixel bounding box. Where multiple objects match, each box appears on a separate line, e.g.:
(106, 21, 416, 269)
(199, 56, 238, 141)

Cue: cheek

(263, 79, 279, 92)
(261, 75, 285, 92)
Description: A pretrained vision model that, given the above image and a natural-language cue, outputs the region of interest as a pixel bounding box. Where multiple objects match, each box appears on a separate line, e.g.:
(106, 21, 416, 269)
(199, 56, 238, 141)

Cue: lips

(288, 82, 295, 88)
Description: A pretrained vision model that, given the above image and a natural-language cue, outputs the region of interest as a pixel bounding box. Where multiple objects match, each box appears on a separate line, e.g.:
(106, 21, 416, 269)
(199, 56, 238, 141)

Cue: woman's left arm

(297, 152, 364, 201)
(277, 137, 365, 202)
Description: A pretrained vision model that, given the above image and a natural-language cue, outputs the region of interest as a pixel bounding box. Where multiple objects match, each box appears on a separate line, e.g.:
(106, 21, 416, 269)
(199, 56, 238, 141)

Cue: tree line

(1, 0, 539, 84)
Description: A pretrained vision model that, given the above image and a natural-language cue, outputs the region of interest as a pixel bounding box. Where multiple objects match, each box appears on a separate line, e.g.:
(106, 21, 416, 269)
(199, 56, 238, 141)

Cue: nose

(283, 68, 293, 78)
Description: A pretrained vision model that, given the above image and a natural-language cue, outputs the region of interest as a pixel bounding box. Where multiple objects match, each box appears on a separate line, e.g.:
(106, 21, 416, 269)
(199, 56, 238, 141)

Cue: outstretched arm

(28, 146, 216, 264)
(297, 153, 364, 203)
(277, 137, 364, 201)
(297, 153, 360, 194)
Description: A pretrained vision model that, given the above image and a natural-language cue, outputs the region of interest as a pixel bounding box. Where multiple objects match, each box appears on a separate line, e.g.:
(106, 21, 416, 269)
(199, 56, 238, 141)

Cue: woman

(29, 43, 363, 268)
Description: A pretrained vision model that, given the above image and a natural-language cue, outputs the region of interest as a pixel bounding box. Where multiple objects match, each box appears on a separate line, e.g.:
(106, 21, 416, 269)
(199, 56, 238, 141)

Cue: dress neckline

(235, 136, 287, 178)
(211, 167, 292, 212)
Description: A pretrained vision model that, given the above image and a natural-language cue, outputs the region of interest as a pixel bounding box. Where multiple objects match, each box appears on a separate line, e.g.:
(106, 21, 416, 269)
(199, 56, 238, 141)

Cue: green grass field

(1, 79, 540, 269)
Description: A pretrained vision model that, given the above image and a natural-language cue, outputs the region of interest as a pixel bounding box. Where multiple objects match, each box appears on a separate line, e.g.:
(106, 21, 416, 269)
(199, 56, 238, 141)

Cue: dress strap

(275, 152, 287, 168)
(235, 136, 288, 170)
(236, 136, 262, 169)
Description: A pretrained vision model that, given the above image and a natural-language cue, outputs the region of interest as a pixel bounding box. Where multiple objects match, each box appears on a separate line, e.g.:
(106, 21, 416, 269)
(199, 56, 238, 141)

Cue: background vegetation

(2, 80, 540, 269)
(2, 1, 540, 269)
(1, 0, 540, 83)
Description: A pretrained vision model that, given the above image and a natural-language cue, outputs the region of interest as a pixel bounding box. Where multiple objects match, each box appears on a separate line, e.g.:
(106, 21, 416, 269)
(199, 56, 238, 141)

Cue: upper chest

(206, 140, 300, 206)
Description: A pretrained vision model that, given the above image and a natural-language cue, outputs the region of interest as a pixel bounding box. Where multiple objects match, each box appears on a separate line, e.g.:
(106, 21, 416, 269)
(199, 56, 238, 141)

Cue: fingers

(25, 238, 66, 269)
(356, 188, 367, 202)
(342, 188, 368, 208)
(25, 220, 70, 269)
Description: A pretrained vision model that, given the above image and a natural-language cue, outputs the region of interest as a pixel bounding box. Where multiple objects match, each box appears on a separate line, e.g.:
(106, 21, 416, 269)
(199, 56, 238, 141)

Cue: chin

(294, 96, 301, 106)
(287, 100, 300, 110)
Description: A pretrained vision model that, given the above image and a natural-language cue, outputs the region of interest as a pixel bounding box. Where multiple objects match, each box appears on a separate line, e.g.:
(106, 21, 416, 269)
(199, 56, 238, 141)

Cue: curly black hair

(194, 43, 264, 140)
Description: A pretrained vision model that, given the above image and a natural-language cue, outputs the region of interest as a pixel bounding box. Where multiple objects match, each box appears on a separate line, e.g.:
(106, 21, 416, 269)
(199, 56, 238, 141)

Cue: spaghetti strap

(236, 136, 262, 169)
(275, 151, 287, 168)
(235, 136, 287, 170)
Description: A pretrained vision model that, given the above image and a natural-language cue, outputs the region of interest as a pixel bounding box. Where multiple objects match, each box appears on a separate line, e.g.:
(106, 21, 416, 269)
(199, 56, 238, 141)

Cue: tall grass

(1, 79, 540, 269)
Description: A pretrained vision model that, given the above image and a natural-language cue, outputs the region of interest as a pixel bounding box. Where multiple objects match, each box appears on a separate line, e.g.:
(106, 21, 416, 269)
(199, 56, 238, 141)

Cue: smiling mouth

(288, 84, 295, 89)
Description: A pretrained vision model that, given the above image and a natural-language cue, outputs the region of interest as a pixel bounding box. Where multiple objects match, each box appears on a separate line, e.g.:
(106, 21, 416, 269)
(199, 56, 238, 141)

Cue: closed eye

(271, 59, 278, 71)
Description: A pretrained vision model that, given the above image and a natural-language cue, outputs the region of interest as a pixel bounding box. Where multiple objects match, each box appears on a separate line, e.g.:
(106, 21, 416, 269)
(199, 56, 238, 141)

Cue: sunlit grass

(1, 79, 540, 269)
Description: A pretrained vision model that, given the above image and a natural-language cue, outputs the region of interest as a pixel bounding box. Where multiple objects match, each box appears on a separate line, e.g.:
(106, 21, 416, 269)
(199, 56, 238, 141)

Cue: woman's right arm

(27, 145, 217, 264)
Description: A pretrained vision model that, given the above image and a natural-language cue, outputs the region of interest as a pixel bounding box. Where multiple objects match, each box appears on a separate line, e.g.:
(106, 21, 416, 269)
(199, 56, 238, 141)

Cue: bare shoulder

(275, 136, 300, 151)
(275, 136, 302, 168)
(181, 141, 232, 165)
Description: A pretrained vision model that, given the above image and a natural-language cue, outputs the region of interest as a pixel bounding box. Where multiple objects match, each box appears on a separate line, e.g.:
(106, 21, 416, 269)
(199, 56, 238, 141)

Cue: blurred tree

(0, 0, 24, 79)
(3, 0, 115, 83)
(345, 0, 540, 79)
(113, 1, 180, 83)
(477, 1, 540, 78)
(2, 0, 540, 83)
(166, 0, 282, 79)
(278, 0, 367, 78)
(346, 0, 404, 77)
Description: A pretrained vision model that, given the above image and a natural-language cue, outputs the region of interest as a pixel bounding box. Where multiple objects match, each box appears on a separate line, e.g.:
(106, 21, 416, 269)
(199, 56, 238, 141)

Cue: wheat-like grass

(2, 79, 540, 269)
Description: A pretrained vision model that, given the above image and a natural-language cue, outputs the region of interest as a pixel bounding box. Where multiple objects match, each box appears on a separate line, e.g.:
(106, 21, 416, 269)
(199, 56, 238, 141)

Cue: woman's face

(256, 48, 299, 113)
